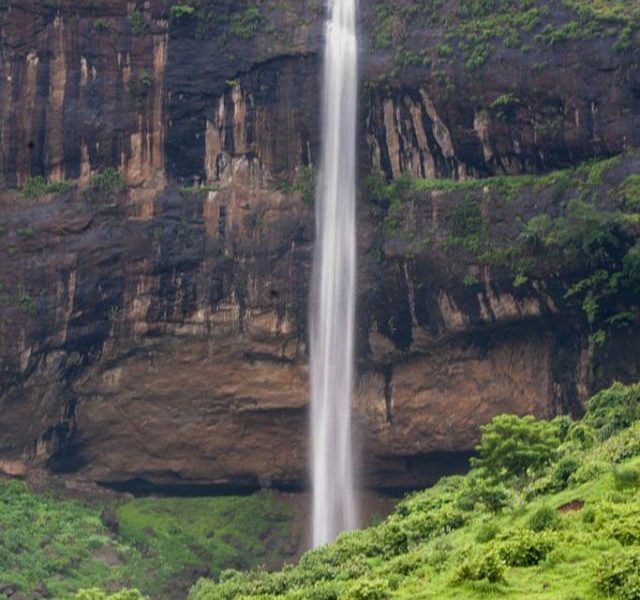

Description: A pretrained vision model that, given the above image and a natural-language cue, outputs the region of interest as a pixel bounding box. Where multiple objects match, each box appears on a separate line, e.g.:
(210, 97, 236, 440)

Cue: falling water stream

(310, 0, 359, 547)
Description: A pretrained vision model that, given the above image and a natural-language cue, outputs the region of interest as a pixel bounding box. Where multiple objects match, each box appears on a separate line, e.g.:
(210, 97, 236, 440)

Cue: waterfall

(310, 0, 359, 547)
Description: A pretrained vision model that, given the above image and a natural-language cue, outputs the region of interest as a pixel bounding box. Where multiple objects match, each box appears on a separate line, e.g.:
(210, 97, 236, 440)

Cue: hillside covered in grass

(0, 488, 297, 599)
(190, 381, 640, 600)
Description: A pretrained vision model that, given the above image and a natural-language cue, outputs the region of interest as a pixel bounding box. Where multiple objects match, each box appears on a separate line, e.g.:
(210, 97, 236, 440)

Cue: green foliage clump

(471, 414, 561, 479)
(595, 550, 640, 600)
(452, 549, 506, 583)
(229, 6, 265, 39)
(527, 505, 560, 532)
(21, 175, 71, 198)
(278, 165, 316, 205)
(93, 19, 109, 32)
(129, 10, 147, 35)
(343, 578, 390, 600)
(457, 479, 513, 513)
(584, 382, 640, 440)
(75, 590, 146, 600)
(85, 168, 126, 198)
(494, 529, 556, 567)
(170, 4, 195, 20)
(613, 466, 640, 491)
(475, 521, 501, 543)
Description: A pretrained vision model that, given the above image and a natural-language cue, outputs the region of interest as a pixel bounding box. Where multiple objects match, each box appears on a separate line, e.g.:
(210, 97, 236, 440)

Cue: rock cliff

(0, 0, 639, 491)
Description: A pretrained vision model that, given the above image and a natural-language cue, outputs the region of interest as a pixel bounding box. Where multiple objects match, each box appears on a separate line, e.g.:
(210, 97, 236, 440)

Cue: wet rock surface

(1, 0, 639, 490)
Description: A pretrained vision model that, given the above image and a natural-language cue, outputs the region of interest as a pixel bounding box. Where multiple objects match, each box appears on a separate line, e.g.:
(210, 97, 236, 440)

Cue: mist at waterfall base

(310, 0, 359, 548)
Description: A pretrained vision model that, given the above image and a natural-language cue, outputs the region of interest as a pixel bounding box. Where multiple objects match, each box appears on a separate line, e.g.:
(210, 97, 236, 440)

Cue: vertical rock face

(1, 2, 159, 185)
(0, 0, 639, 490)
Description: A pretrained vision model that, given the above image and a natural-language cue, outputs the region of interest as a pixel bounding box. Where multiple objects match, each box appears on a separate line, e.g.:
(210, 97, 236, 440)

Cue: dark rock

(0, 0, 639, 492)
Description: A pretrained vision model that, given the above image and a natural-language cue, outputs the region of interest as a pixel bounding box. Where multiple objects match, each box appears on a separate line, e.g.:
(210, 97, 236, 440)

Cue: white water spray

(310, 0, 359, 547)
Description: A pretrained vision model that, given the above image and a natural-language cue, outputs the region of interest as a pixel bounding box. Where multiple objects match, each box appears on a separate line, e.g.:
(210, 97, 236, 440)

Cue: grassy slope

(0, 489, 294, 599)
(189, 382, 640, 600)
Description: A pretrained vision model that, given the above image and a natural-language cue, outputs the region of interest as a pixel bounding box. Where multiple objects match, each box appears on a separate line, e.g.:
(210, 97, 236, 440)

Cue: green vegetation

(129, 10, 147, 36)
(128, 70, 154, 104)
(278, 165, 316, 205)
(471, 415, 561, 479)
(17, 226, 34, 239)
(21, 175, 72, 198)
(75, 591, 145, 600)
(85, 168, 126, 199)
(138, 69, 154, 89)
(189, 381, 640, 600)
(116, 493, 292, 589)
(0, 282, 37, 315)
(371, 153, 640, 348)
(0, 486, 294, 599)
(165, 1, 270, 41)
(170, 4, 196, 20)
(93, 19, 109, 32)
(229, 6, 265, 39)
(178, 184, 220, 200)
(369, 0, 640, 75)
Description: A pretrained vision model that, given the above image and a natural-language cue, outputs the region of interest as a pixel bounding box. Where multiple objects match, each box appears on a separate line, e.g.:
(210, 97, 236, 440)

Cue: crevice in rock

(382, 366, 393, 425)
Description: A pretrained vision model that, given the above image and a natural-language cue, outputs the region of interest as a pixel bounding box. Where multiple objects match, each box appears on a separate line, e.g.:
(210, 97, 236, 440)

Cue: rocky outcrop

(1, 0, 639, 491)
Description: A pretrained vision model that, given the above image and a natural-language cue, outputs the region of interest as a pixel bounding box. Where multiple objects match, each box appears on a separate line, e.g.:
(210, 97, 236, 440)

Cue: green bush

(549, 454, 582, 491)
(75, 590, 146, 600)
(476, 522, 501, 543)
(585, 382, 640, 440)
(595, 550, 640, 600)
(170, 4, 195, 20)
(604, 505, 640, 546)
(460, 480, 513, 513)
(527, 505, 560, 532)
(85, 168, 126, 198)
(344, 578, 390, 600)
(474, 482, 513, 514)
(565, 422, 597, 449)
(130, 10, 147, 35)
(452, 550, 505, 584)
(471, 414, 561, 479)
(21, 175, 71, 198)
(569, 457, 608, 485)
(229, 6, 265, 39)
(497, 530, 555, 567)
(613, 466, 640, 491)
(379, 552, 422, 577)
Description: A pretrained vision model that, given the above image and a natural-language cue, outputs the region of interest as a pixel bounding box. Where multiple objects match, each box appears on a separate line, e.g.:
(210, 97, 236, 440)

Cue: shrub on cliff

(170, 4, 195, 21)
(84, 168, 126, 200)
(21, 175, 71, 198)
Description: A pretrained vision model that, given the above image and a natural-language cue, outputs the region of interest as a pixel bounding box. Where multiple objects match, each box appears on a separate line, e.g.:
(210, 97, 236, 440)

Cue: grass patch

(0, 486, 294, 599)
